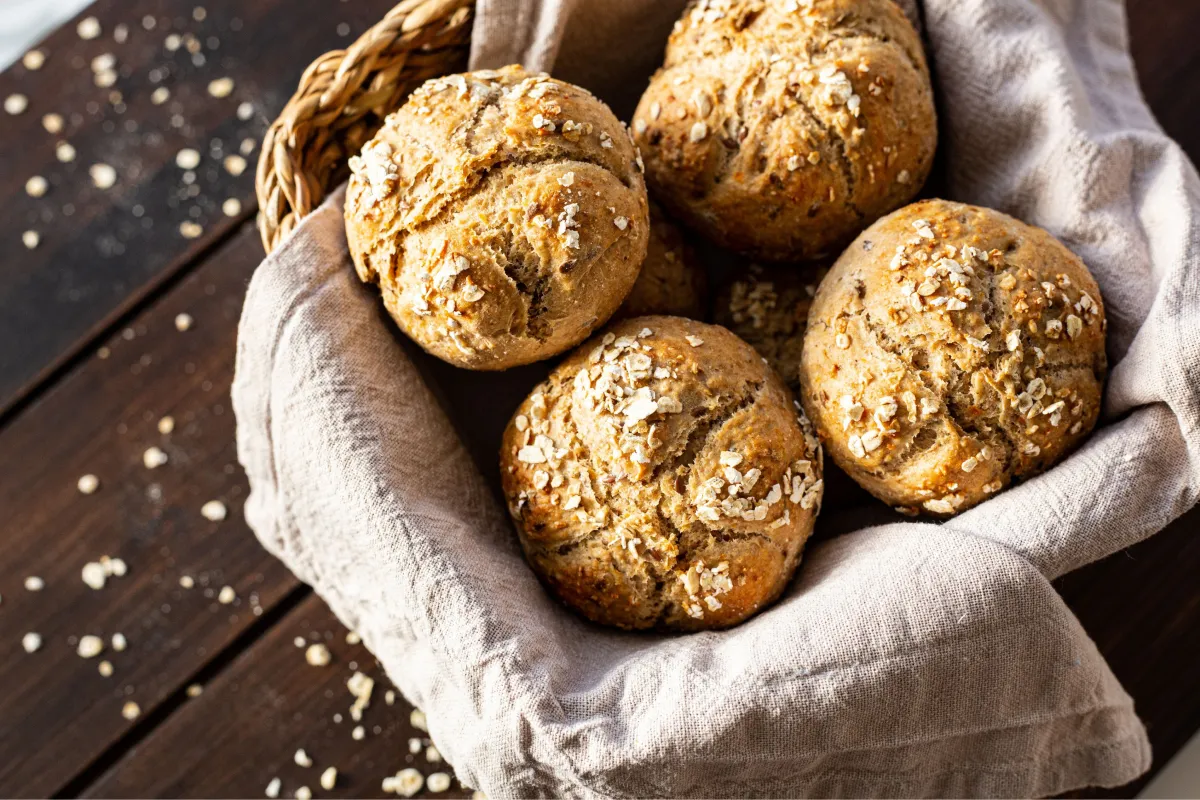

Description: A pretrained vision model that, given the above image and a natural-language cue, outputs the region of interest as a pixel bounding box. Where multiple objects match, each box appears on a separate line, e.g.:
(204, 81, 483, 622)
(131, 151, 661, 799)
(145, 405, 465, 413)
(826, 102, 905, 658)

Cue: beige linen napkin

(234, 0, 1200, 795)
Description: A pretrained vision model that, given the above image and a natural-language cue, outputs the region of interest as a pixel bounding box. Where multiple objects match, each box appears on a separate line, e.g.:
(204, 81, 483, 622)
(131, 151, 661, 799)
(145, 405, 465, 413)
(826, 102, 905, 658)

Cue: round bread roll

(799, 200, 1107, 517)
(713, 264, 824, 390)
(501, 316, 824, 630)
(345, 66, 649, 370)
(632, 0, 937, 263)
(614, 202, 708, 320)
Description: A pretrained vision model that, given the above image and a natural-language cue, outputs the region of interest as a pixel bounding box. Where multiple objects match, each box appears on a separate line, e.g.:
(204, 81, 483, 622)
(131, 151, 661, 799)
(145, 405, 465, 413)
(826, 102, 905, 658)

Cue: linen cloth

(233, 0, 1200, 795)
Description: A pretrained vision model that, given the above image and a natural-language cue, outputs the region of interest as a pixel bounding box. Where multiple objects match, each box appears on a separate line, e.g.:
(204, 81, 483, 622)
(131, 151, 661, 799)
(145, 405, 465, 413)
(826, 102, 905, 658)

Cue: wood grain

(84, 594, 473, 800)
(0, 224, 301, 798)
(0, 0, 397, 417)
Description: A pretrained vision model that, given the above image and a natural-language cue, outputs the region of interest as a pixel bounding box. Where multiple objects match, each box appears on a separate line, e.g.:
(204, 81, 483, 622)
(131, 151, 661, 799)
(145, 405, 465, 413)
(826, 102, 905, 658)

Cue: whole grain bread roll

(613, 202, 708, 320)
(799, 200, 1108, 517)
(713, 264, 824, 391)
(501, 316, 823, 630)
(632, 0, 937, 263)
(345, 66, 649, 370)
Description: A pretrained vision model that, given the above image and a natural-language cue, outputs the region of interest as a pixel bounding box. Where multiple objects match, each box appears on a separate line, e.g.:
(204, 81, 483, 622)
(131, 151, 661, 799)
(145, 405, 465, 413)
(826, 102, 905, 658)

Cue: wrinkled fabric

(234, 0, 1200, 795)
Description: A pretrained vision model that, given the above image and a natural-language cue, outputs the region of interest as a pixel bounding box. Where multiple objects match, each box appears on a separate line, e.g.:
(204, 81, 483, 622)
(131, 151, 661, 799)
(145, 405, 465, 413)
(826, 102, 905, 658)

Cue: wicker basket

(255, 0, 475, 253)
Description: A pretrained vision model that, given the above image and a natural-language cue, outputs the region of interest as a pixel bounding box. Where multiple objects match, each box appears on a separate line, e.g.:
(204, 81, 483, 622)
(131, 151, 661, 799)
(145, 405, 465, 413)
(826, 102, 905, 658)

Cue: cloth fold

(234, 0, 1200, 795)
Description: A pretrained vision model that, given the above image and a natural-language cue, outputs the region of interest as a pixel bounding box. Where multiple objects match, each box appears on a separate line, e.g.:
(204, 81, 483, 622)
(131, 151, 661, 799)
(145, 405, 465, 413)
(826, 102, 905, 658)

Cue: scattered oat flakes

(56, 141, 76, 162)
(26, 176, 48, 197)
(305, 643, 332, 666)
(121, 701, 141, 720)
(351, 725, 365, 740)
(294, 787, 312, 800)
(426, 745, 441, 763)
(201, 500, 227, 521)
(89, 163, 117, 189)
(385, 768, 424, 797)
(25, 576, 44, 591)
(320, 767, 338, 791)
(179, 221, 203, 239)
(42, 113, 63, 134)
(5, 93, 29, 115)
(78, 635, 105, 658)
(23, 50, 45, 70)
(186, 683, 203, 697)
(427, 772, 452, 793)
(143, 446, 168, 469)
(408, 738, 422, 755)
(222, 197, 242, 217)
(385, 689, 396, 705)
(224, 154, 247, 176)
(82, 562, 107, 590)
(207, 77, 235, 98)
(175, 312, 194, 331)
(410, 708, 428, 732)
(176, 148, 201, 169)
(237, 101, 254, 120)
(218, 585, 236, 604)
(112, 632, 128, 651)
(265, 778, 282, 799)
(23, 231, 40, 250)
(22, 632, 42, 653)
(294, 748, 313, 767)
(158, 416, 175, 434)
(151, 87, 171, 105)
(98, 660, 114, 677)
(345, 631, 361, 645)
(78, 474, 100, 494)
(240, 137, 257, 155)
(179, 575, 195, 589)
(77, 16, 101, 39)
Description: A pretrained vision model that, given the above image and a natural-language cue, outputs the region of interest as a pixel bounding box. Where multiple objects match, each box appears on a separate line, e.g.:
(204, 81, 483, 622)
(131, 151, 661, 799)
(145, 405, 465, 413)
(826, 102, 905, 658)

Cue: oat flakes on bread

(345, 65, 649, 370)
(799, 199, 1107, 517)
(501, 316, 823, 630)
(632, 0, 937, 263)
(713, 264, 824, 391)
(613, 202, 708, 321)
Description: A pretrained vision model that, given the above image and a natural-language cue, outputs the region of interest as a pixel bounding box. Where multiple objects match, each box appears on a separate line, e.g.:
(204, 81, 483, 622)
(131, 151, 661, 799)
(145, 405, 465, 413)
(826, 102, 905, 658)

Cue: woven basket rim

(254, 0, 475, 253)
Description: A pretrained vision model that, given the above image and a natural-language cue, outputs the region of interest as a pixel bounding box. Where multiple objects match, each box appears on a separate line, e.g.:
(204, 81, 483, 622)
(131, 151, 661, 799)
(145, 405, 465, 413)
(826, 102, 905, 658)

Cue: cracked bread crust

(713, 264, 824, 391)
(631, 0, 937, 263)
(345, 65, 649, 370)
(613, 202, 708, 321)
(500, 316, 823, 630)
(799, 199, 1108, 517)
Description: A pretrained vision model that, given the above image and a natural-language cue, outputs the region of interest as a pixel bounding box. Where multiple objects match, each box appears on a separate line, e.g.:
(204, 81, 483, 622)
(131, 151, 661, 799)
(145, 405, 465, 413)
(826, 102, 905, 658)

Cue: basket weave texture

(255, 0, 475, 253)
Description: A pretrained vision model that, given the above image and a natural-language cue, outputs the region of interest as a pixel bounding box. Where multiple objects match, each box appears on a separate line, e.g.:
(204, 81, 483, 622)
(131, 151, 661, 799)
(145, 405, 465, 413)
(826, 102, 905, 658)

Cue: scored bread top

(501, 316, 823, 630)
(800, 199, 1107, 516)
(632, 0, 937, 263)
(345, 65, 649, 370)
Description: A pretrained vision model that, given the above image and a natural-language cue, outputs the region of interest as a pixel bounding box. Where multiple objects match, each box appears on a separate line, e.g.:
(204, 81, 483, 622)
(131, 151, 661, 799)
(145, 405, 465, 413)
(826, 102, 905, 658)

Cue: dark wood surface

(0, 1, 1196, 798)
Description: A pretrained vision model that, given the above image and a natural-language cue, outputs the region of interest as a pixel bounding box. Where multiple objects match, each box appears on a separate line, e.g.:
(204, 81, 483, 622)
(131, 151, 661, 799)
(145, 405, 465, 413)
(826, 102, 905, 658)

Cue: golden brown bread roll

(501, 316, 823, 630)
(632, 0, 937, 263)
(713, 264, 824, 391)
(345, 66, 649, 370)
(799, 200, 1108, 517)
(613, 202, 708, 320)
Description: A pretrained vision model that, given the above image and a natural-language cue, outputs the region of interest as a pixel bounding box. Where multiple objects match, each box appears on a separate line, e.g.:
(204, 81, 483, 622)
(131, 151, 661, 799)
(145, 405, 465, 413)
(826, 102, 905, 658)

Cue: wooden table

(0, 1, 1196, 797)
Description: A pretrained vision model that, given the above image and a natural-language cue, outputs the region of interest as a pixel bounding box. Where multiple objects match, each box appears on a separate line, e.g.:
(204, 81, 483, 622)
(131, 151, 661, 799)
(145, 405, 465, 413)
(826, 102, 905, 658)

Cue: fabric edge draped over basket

(234, 0, 1200, 796)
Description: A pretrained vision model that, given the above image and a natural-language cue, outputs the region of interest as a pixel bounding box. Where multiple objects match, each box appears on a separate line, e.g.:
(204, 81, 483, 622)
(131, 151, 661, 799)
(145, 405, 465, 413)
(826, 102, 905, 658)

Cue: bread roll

(501, 316, 823, 630)
(345, 66, 649, 370)
(614, 202, 708, 320)
(632, 0, 936, 263)
(799, 200, 1107, 517)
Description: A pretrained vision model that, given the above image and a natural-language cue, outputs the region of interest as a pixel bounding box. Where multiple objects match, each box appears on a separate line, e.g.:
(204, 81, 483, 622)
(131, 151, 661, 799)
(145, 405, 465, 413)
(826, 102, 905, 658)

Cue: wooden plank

(84, 594, 473, 800)
(1127, 0, 1200, 157)
(0, 0, 398, 415)
(0, 223, 302, 798)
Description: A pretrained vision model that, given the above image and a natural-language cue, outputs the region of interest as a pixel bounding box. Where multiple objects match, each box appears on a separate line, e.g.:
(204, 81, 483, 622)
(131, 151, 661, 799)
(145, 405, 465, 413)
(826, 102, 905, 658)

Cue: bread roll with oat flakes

(501, 316, 823, 630)
(614, 202, 708, 320)
(632, 0, 936, 263)
(713, 264, 824, 391)
(799, 200, 1107, 517)
(345, 65, 649, 370)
